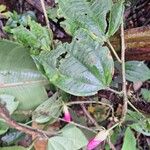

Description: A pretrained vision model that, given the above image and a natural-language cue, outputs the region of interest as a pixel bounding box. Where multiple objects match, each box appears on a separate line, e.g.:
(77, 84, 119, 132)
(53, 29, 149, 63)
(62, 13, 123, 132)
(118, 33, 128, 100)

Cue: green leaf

(10, 19, 51, 53)
(0, 146, 26, 150)
(0, 94, 19, 114)
(33, 93, 62, 123)
(11, 26, 38, 48)
(107, 0, 124, 37)
(57, 0, 106, 41)
(141, 89, 150, 102)
(126, 110, 142, 123)
(58, 0, 124, 40)
(122, 127, 136, 150)
(5, 11, 36, 30)
(28, 19, 52, 51)
(0, 119, 9, 135)
(38, 30, 114, 96)
(0, 40, 48, 110)
(48, 125, 88, 150)
(47, 5, 59, 21)
(125, 61, 150, 82)
(90, 0, 112, 32)
(0, 94, 19, 135)
(130, 120, 150, 136)
(1, 131, 24, 145)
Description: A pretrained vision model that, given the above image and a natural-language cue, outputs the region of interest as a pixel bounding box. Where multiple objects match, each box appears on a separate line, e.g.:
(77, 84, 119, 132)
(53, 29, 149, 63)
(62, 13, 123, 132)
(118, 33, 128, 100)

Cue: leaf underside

(0, 40, 48, 110)
(33, 93, 62, 124)
(48, 124, 88, 150)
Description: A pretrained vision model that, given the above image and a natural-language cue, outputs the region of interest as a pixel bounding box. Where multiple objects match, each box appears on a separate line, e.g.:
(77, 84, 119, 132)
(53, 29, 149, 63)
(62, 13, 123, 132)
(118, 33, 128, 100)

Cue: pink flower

(63, 104, 71, 122)
(87, 130, 109, 150)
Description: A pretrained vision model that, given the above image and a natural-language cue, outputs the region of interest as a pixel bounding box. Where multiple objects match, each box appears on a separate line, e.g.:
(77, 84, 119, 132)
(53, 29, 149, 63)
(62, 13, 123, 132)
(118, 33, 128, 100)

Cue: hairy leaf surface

(58, 0, 109, 42)
(10, 19, 51, 53)
(38, 30, 114, 96)
(90, 0, 112, 32)
(130, 121, 150, 136)
(107, 0, 124, 37)
(58, 0, 124, 42)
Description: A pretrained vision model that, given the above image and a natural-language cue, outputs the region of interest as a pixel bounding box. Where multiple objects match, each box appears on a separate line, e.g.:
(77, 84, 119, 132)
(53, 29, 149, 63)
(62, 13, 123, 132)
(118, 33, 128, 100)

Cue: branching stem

(67, 100, 114, 118)
(80, 104, 100, 128)
(0, 104, 56, 138)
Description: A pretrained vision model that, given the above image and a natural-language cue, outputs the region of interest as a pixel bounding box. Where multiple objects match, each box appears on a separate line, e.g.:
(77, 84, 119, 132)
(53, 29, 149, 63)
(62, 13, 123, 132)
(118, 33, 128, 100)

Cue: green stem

(107, 122, 120, 132)
(107, 40, 122, 63)
(120, 20, 128, 123)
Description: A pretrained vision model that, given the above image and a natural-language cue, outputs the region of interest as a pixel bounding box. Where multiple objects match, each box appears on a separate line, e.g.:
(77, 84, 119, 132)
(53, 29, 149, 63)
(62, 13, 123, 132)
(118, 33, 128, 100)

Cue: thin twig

(32, 105, 98, 133)
(67, 100, 115, 119)
(0, 104, 57, 138)
(107, 40, 122, 63)
(58, 118, 97, 133)
(80, 104, 100, 128)
(106, 87, 123, 95)
(120, 20, 128, 123)
(67, 101, 111, 108)
(107, 137, 116, 150)
(67, 100, 114, 113)
(40, 0, 54, 48)
(127, 101, 145, 118)
(107, 122, 120, 132)
(40, 0, 50, 29)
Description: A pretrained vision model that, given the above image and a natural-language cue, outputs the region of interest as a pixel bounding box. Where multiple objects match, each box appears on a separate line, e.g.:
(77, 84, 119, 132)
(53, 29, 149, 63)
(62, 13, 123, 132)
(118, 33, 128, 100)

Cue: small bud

(87, 130, 108, 150)
(63, 104, 71, 122)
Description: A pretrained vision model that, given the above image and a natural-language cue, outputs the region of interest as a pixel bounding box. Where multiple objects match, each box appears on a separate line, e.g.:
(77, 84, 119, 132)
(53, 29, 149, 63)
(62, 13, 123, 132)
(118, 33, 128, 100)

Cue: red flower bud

(63, 104, 71, 122)
(87, 130, 108, 150)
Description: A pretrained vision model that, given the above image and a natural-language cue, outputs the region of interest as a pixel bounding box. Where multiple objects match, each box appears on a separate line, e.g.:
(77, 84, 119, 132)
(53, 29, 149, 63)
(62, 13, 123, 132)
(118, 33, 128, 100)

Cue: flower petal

(87, 130, 109, 150)
(63, 104, 71, 122)
(87, 139, 102, 150)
